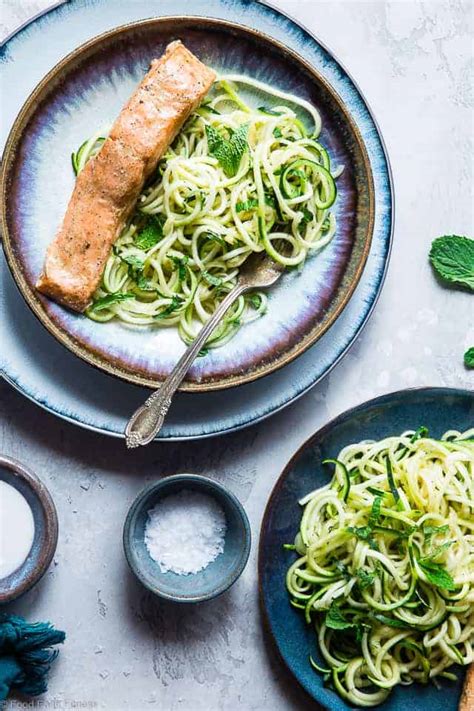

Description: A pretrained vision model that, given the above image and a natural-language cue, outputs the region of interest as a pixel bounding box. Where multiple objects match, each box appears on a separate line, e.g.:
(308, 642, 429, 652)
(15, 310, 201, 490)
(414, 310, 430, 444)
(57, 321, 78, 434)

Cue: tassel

(0, 614, 65, 699)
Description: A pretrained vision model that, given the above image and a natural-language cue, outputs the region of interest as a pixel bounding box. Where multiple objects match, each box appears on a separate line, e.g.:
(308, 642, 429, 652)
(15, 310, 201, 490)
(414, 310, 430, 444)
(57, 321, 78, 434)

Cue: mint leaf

(298, 207, 314, 234)
(202, 231, 226, 247)
(347, 526, 378, 550)
(155, 295, 184, 320)
(205, 123, 249, 177)
(420, 541, 452, 562)
(422, 524, 449, 543)
(170, 255, 189, 281)
(236, 198, 258, 213)
(249, 293, 262, 309)
(368, 496, 383, 527)
(464, 347, 474, 368)
(89, 292, 134, 312)
(135, 216, 164, 250)
(357, 569, 377, 590)
(325, 602, 355, 631)
(264, 191, 277, 208)
(120, 254, 144, 280)
(136, 275, 155, 291)
(418, 560, 456, 591)
(202, 271, 222, 287)
(411, 426, 429, 442)
(429, 235, 474, 290)
(121, 255, 143, 271)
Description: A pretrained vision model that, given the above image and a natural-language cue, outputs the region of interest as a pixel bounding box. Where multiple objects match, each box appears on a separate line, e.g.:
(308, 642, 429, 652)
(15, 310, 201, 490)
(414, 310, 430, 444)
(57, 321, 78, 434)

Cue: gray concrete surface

(1, 1, 472, 709)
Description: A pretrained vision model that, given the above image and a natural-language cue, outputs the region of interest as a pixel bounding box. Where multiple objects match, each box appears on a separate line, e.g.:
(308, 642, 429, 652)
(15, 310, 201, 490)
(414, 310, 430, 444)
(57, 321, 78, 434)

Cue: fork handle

(125, 283, 247, 447)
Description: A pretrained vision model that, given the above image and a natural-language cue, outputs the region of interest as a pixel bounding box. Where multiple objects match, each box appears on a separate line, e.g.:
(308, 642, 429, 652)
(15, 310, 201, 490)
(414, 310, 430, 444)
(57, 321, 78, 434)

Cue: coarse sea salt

(144, 489, 226, 575)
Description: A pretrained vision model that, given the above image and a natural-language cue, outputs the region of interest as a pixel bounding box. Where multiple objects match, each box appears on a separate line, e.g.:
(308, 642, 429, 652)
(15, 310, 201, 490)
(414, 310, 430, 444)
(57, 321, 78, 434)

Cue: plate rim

(0, 0, 394, 440)
(258, 385, 472, 709)
(1, 13, 376, 393)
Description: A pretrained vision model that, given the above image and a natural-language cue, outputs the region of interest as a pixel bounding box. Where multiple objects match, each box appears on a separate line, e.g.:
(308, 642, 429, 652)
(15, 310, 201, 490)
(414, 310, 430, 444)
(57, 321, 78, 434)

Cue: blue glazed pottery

(0, 0, 393, 439)
(2, 17, 375, 393)
(259, 387, 473, 711)
(124, 474, 251, 602)
(0, 455, 58, 604)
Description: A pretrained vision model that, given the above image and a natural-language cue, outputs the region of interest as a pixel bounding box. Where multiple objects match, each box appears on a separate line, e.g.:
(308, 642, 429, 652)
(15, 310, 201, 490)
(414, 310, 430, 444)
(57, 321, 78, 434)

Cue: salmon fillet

(36, 40, 216, 311)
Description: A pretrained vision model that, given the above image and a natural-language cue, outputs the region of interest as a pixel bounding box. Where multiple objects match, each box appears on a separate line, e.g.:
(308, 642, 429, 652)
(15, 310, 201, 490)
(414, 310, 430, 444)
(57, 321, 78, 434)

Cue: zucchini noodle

(72, 76, 340, 349)
(285, 428, 474, 707)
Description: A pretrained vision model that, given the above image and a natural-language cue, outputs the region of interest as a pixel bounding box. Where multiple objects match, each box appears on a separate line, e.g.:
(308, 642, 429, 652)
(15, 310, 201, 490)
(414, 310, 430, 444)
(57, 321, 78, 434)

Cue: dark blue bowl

(0, 455, 58, 604)
(259, 387, 473, 711)
(124, 474, 251, 602)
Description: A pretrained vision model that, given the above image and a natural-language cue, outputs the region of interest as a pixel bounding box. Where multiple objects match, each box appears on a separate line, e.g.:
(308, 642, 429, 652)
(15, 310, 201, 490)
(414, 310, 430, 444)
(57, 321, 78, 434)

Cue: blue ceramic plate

(259, 387, 473, 711)
(0, 0, 392, 437)
(1, 16, 375, 392)
(123, 474, 251, 602)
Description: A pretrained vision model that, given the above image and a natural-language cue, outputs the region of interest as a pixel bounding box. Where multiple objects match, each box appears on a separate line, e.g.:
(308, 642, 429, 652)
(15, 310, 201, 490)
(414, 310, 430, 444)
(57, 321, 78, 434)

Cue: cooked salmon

(36, 41, 216, 311)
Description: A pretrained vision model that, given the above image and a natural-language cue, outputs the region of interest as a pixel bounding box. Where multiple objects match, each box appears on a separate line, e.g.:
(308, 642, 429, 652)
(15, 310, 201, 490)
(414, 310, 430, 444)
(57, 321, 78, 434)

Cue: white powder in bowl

(144, 489, 227, 575)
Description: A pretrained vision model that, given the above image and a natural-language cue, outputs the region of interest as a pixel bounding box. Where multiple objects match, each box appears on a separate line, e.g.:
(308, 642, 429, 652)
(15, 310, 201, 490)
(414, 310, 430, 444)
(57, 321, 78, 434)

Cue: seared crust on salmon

(36, 41, 216, 311)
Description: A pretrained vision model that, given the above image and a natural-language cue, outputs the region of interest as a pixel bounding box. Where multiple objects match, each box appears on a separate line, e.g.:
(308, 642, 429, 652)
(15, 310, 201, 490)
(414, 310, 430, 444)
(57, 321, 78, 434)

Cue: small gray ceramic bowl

(0, 455, 58, 603)
(123, 474, 251, 602)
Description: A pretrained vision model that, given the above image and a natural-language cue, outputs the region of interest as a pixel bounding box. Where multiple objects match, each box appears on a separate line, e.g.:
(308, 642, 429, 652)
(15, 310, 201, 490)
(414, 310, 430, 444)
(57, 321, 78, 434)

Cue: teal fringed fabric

(0, 614, 65, 700)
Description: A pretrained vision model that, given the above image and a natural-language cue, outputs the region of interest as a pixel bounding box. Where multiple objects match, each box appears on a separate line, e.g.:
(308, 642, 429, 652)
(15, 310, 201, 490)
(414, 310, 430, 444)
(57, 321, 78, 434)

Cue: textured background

(1, 1, 473, 710)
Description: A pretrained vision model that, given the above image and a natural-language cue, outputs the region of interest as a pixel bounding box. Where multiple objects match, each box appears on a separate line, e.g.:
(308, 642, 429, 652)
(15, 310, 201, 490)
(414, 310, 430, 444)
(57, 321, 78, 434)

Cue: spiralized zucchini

(72, 75, 340, 349)
(285, 428, 474, 707)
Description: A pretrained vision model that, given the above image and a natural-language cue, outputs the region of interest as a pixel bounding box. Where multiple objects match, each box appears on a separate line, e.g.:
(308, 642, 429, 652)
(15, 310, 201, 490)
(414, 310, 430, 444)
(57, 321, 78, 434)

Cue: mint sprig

(464, 347, 474, 369)
(418, 559, 456, 591)
(205, 123, 249, 177)
(89, 292, 134, 312)
(155, 295, 184, 320)
(429, 235, 474, 291)
(325, 602, 355, 631)
(134, 215, 164, 250)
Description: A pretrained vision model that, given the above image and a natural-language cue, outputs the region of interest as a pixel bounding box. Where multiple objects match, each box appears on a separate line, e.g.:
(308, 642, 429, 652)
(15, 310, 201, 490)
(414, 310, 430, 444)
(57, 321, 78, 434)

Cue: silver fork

(125, 252, 284, 448)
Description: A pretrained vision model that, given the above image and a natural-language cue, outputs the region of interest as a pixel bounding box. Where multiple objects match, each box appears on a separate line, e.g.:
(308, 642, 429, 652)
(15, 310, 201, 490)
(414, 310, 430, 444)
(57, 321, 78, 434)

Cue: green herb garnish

(170, 255, 189, 281)
(120, 254, 144, 280)
(202, 271, 223, 287)
(134, 215, 164, 250)
(89, 292, 135, 312)
(155, 295, 184, 320)
(464, 347, 474, 368)
(325, 602, 355, 631)
(205, 123, 249, 178)
(417, 559, 456, 591)
(248, 293, 263, 309)
(236, 198, 259, 213)
(422, 524, 449, 543)
(357, 569, 377, 590)
(429, 235, 474, 291)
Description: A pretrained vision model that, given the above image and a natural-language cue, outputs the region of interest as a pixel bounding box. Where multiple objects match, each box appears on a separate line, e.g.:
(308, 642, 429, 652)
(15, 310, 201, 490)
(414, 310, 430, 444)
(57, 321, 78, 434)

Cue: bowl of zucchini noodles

(2, 17, 376, 391)
(259, 387, 473, 711)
